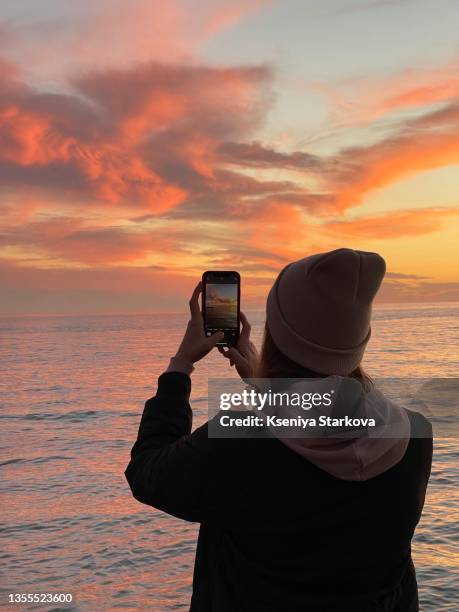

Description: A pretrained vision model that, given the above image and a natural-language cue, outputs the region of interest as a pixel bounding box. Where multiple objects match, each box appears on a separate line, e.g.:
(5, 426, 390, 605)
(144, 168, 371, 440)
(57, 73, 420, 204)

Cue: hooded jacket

(125, 372, 432, 612)
(262, 375, 411, 482)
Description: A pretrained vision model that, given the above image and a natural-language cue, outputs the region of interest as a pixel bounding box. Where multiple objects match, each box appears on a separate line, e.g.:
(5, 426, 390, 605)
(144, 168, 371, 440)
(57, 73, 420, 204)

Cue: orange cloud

(322, 207, 459, 239)
(1, 27, 459, 312)
(330, 104, 459, 210)
(242, 201, 316, 264)
(0, 58, 271, 213)
(2, 47, 457, 226)
(379, 79, 459, 117)
(220, 102, 459, 214)
(0, 217, 193, 265)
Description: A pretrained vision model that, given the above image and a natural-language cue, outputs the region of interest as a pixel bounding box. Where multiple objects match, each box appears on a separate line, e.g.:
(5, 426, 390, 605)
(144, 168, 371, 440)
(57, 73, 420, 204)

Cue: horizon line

(1, 300, 459, 318)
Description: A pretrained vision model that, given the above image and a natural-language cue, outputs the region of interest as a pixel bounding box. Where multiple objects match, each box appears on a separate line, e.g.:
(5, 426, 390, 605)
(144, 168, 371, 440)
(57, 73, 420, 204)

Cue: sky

(0, 0, 458, 314)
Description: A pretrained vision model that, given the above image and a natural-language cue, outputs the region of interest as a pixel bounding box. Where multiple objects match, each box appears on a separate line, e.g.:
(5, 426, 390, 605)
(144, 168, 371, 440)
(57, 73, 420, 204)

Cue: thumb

(206, 331, 224, 348)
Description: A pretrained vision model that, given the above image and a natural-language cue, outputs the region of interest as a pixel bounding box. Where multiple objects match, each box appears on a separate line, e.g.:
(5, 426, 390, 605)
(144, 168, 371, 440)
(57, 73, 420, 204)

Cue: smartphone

(202, 271, 240, 347)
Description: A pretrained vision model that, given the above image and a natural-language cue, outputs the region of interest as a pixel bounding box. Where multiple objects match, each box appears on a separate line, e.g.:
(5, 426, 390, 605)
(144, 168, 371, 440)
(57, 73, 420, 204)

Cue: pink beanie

(266, 248, 386, 375)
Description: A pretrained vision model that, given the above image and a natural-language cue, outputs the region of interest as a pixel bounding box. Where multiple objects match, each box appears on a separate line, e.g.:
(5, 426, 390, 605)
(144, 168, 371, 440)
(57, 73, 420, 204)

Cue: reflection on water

(0, 303, 458, 610)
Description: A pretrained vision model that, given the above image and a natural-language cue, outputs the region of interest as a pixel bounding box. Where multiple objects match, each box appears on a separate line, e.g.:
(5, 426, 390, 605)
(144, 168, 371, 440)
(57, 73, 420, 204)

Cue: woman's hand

(218, 312, 259, 380)
(174, 282, 224, 364)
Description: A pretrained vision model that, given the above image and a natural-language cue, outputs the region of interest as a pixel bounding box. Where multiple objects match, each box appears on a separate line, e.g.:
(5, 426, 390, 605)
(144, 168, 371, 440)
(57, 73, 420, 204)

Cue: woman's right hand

(218, 312, 259, 380)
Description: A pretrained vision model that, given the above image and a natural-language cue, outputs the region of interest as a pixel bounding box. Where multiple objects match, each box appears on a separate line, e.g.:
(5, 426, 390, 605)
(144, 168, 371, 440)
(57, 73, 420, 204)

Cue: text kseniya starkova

(217, 388, 377, 429)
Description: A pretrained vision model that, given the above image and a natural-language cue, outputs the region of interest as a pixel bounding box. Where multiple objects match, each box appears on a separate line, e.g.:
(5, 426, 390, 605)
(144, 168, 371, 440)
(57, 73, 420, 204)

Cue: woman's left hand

(174, 282, 224, 365)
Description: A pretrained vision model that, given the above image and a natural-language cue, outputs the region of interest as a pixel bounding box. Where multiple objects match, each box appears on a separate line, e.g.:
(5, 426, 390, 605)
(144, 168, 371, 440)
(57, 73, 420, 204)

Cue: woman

(125, 248, 432, 611)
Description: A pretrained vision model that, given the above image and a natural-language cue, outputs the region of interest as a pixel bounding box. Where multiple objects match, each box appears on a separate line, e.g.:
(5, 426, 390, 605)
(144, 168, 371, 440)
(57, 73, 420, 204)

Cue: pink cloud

(0, 1, 272, 79)
(203, 0, 275, 37)
(0, 58, 272, 213)
(303, 54, 459, 127)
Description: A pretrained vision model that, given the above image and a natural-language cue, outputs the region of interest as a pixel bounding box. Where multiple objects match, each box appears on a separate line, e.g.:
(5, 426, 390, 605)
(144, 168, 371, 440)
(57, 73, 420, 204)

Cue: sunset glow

(0, 0, 458, 313)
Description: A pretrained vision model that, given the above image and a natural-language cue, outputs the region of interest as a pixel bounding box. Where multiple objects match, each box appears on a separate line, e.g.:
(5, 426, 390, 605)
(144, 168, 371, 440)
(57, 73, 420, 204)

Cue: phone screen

(202, 271, 240, 346)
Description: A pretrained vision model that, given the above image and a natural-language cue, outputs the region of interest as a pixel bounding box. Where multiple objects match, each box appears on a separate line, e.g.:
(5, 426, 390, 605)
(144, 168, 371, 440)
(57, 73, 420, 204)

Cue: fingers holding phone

(174, 272, 258, 375)
(218, 311, 259, 379)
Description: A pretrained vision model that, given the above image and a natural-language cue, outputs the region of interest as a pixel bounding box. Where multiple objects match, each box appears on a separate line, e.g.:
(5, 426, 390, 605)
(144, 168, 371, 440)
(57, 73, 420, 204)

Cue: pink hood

(266, 376, 411, 482)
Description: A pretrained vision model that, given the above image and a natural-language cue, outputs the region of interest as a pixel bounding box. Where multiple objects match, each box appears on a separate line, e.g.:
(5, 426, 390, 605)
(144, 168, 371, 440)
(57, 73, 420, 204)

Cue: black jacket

(125, 372, 433, 612)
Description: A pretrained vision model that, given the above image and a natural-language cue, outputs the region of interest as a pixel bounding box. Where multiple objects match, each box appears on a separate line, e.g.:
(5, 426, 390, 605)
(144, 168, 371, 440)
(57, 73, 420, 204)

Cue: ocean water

(0, 303, 458, 611)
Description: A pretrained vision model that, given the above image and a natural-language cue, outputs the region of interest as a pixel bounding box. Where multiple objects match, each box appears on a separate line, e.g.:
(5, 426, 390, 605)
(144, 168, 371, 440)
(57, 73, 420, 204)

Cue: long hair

(256, 323, 373, 390)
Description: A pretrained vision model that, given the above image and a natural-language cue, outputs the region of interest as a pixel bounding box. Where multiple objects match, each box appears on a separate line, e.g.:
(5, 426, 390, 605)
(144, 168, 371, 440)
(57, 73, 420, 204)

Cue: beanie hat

(266, 248, 386, 375)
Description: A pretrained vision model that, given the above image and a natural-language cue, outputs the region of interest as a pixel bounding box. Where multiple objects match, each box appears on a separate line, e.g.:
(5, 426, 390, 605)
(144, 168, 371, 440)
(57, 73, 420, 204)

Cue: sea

(0, 303, 458, 611)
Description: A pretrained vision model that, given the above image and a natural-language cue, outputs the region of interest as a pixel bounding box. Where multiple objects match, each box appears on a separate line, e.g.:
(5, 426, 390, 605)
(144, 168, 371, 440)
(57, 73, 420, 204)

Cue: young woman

(125, 248, 432, 612)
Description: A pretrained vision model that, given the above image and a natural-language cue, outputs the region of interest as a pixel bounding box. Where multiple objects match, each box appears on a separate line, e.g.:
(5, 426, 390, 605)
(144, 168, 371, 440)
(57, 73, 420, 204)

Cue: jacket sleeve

(124, 371, 219, 522)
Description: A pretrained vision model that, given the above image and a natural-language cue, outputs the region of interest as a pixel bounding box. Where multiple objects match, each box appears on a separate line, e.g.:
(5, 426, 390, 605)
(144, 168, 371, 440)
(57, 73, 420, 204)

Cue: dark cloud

(378, 279, 459, 303)
(386, 271, 431, 280)
(218, 140, 321, 169)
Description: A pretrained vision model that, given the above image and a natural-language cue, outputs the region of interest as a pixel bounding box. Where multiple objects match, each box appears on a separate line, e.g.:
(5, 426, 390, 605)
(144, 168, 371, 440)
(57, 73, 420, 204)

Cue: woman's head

(264, 248, 385, 378)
